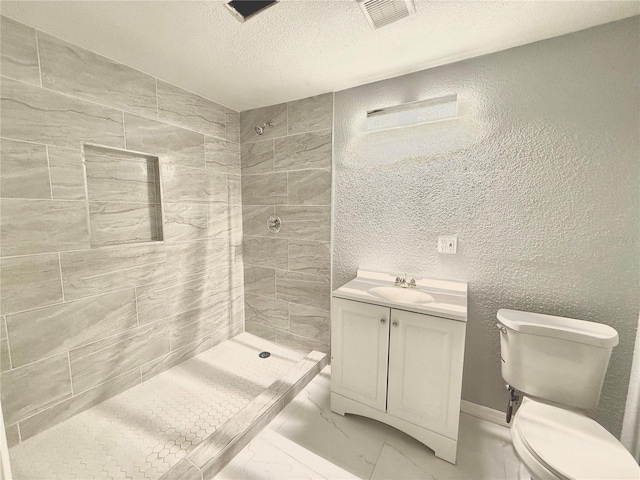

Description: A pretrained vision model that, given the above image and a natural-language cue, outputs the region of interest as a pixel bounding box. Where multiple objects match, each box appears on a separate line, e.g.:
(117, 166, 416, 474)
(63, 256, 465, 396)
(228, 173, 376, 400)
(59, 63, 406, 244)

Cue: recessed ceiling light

(225, 1, 278, 23)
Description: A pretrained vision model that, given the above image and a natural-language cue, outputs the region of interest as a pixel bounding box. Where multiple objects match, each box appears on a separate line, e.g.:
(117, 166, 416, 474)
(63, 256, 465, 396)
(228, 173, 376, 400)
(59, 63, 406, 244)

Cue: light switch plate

(438, 236, 457, 254)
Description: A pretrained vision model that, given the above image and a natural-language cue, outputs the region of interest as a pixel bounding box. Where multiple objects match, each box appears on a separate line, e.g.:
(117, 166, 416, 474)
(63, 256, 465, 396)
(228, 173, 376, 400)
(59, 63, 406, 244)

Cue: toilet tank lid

(497, 309, 619, 348)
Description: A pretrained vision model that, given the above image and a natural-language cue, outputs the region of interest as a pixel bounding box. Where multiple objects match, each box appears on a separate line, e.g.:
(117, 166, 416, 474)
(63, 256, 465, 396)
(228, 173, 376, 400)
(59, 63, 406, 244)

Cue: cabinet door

(331, 298, 390, 411)
(387, 309, 466, 439)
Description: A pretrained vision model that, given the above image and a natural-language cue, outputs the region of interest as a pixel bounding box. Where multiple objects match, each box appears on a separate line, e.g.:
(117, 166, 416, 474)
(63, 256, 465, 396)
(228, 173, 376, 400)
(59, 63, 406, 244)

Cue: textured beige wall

(240, 95, 333, 353)
(333, 17, 639, 437)
(0, 16, 243, 446)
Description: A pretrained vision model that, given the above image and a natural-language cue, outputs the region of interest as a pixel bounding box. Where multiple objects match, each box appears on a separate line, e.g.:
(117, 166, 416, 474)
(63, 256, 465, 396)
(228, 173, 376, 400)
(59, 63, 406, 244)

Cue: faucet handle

(395, 276, 402, 286)
(408, 278, 416, 288)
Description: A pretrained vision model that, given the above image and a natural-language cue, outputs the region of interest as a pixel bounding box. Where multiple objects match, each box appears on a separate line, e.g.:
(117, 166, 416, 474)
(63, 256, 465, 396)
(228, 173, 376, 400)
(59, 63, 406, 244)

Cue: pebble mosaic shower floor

(8, 333, 303, 480)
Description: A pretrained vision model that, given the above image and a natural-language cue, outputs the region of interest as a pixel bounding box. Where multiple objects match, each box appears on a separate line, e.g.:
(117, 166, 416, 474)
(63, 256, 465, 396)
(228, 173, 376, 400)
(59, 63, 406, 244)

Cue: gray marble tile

(245, 320, 277, 342)
(273, 130, 332, 172)
(0, 139, 51, 199)
(157, 80, 226, 138)
(242, 205, 275, 237)
(244, 265, 275, 297)
(18, 368, 141, 442)
(208, 204, 242, 245)
(164, 203, 208, 242)
(48, 147, 86, 200)
(89, 201, 162, 246)
(288, 240, 330, 276)
(240, 103, 287, 144)
(0, 16, 40, 85)
(276, 206, 331, 241)
(1, 352, 72, 425)
(124, 113, 205, 169)
(136, 275, 212, 324)
(60, 244, 166, 300)
(289, 303, 330, 345)
(166, 239, 230, 281)
(205, 137, 240, 175)
(6, 289, 137, 367)
(161, 164, 227, 204)
(241, 172, 287, 205)
(287, 169, 331, 206)
(1, 77, 124, 149)
(1, 253, 63, 315)
(287, 93, 333, 134)
(244, 294, 289, 330)
(241, 139, 274, 175)
(226, 109, 240, 144)
(228, 174, 242, 205)
(38, 33, 156, 117)
(1, 336, 11, 373)
(69, 319, 169, 393)
(276, 331, 329, 354)
(5, 423, 20, 448)
(275, 270, 330, 310)
(244, 236, 288, 269)
(1, 199, 89, 256)
(85, 145, 160, 203)
(170, 312, 226, 351)
(141, 336, 211, 382)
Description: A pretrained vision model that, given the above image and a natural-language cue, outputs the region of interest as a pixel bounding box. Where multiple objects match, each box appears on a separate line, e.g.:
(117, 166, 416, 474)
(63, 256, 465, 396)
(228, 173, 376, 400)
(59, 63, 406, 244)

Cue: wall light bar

(366, 93, 458, 131)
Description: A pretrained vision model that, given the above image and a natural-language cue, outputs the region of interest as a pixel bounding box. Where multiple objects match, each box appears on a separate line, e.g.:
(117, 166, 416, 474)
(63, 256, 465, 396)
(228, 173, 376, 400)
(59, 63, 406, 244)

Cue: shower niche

(84, 144, 164, 247)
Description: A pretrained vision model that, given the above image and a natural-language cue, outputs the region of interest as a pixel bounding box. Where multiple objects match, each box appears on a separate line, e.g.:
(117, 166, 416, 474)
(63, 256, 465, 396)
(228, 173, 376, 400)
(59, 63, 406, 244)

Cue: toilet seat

(512, 398, 640, 480)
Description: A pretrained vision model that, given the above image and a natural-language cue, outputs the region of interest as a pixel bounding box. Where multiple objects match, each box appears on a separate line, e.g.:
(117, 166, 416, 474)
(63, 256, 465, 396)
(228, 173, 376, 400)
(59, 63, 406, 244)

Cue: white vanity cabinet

(330, 271, 467, 464)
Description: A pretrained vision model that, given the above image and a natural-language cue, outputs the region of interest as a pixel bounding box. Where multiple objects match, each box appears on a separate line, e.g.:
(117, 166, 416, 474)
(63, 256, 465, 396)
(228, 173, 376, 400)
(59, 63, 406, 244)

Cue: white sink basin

(368, 286, 435, 304)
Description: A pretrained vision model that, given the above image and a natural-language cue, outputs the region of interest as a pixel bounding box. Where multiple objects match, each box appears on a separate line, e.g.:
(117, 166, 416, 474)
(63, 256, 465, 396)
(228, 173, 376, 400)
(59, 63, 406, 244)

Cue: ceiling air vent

(357, 0, 417, 30)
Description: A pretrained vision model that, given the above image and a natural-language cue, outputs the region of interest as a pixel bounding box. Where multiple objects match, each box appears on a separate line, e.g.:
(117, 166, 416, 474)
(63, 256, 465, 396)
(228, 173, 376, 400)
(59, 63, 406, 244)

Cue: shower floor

(8, 333, 305, 480)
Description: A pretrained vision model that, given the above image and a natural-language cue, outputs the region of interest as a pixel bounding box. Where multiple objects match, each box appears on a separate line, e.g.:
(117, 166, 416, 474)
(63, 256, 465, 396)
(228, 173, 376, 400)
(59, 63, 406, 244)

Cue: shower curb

(159, 349, 328, 480)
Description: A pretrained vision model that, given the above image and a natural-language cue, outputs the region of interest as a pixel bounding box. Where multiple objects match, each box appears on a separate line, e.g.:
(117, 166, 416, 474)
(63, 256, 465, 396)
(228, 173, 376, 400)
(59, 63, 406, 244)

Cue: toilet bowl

(497, 309, 640, 480)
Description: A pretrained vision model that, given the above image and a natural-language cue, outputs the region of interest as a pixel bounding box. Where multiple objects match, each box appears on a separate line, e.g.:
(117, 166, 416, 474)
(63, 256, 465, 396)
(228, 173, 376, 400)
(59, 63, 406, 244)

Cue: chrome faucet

(395, 274, 416, 288)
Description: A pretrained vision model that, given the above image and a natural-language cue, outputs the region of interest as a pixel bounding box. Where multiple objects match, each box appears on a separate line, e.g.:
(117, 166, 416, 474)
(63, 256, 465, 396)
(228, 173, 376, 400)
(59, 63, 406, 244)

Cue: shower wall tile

(140, 336, 211, 381)
(1, 353, 72, 425)
(164, 203, 208, 242)
(0, 139, 51, 199)
(242, 206, 275, 237)
(6, 290, 137, 367)
(157, 80, 226, 138)
(244, 294, 289, 330)
(228, 174, 242, 205)
(205, 136, 240, 175)
(165, 239, 229, 281)
(289, 304, 330, 345)
(38, 33, 157, 117)
(245, 320, 277, 342)
(273, 130, 332, 171)
(1, 325, 11, 372)
(161, 163, 227, 204)
(5, 424, 19, 448)
(18, 368, 141, 442)
(287, 93, 333, 134)
(60, 244, 166, 300)
(170, 314, 225, 351)
(275, 270, 331, 310)
(48, 147, 86, 200)
(244, 266, 275, 297)
(0, 17, 40, 85)
(241, 172, 287, 205)
(124, 113, 205, 169)
(88, 202, 162, 246)
(243, 236, 288, 269)
(136, 275, 212, 324)
(208, 204, 243, 245)
(1, 77, 125, 149)
(241, 139, 274, 174)
(1, 253, 63, 315)
(287, 169, 331, 205)
(69, 319, 169, 393)
(1, 199, 90, 256)
(276, 206, 331, 241)
(226, 109, 240, 144)
(240, 103, 287, 143)
(288, 240, 330, 276)
(276, 331, 329, 354)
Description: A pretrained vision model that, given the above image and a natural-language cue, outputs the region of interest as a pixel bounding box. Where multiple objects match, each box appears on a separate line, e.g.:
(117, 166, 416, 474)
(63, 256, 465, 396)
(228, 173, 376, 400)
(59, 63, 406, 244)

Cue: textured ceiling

(1, 1, 638, 111)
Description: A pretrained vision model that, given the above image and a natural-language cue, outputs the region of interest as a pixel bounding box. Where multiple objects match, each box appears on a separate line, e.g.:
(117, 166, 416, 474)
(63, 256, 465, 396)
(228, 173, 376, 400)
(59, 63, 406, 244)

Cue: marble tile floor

(8, 333, 304, 480)
(217, 365, 521, 480)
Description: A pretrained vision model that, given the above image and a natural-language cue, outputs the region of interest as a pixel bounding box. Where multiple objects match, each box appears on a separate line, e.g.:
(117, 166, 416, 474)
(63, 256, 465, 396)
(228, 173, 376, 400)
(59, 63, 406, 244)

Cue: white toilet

(497, 309, 640, 480)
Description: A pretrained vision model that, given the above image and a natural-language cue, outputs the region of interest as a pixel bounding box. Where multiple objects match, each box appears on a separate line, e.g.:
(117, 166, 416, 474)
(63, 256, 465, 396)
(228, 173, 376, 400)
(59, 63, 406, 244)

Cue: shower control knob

(392, 321, 399, 327)
(380, 318, 386, 324)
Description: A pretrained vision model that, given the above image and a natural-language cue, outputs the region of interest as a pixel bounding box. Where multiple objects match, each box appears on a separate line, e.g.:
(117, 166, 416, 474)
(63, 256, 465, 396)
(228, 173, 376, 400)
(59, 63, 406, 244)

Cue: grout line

(57, 253, 65, 302)
(155, 77, 159, 119)
(16, 422, 22, 444)
(134, 288, 140, 327)
(34, 31, 43, 87)
(44, 145, 53, 199)
(67, 351, 74, 395)
(3, 317, 14, 371)
(122, 111, 127, 149)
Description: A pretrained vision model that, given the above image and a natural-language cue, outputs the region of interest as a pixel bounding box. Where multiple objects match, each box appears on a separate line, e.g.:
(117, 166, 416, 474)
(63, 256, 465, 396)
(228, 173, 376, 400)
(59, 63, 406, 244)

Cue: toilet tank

(497, 309, 619, 410)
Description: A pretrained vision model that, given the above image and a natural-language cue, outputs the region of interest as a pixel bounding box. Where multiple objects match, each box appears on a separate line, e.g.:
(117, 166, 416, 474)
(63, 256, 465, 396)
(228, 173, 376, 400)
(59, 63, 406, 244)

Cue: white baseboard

(460, 400, 510, 428)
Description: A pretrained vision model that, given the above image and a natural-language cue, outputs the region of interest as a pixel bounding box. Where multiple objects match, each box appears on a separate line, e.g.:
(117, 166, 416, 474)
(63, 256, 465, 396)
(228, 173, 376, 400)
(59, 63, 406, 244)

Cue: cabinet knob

(380, 318, 386, 324)
(392, 321, 399, 327)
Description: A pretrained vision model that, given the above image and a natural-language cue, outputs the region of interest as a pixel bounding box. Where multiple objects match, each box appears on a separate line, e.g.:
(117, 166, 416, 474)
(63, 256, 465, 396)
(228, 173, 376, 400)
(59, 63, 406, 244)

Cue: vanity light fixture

(366, 93, 458, 131)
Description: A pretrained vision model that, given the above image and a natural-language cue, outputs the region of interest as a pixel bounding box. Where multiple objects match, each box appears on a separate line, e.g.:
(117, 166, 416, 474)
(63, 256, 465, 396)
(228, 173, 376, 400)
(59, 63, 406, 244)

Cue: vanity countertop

(332, 270, 467, 322)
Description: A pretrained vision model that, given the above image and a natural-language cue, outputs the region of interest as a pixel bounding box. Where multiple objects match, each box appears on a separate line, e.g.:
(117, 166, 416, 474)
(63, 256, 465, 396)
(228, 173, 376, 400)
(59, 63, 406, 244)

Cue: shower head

(255, 122, 274, 135)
